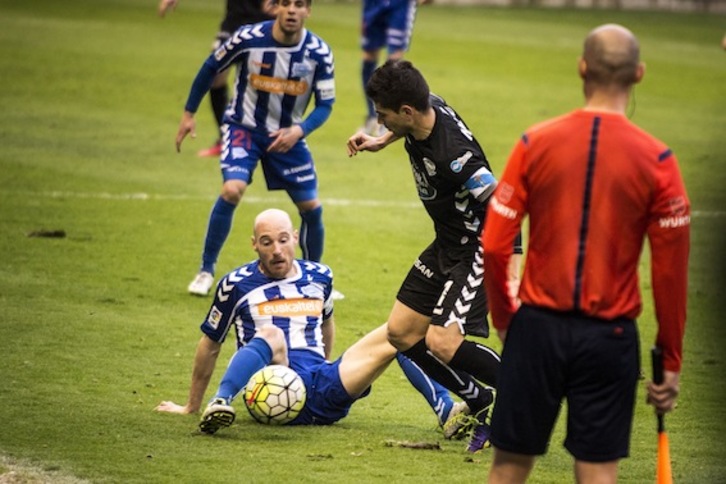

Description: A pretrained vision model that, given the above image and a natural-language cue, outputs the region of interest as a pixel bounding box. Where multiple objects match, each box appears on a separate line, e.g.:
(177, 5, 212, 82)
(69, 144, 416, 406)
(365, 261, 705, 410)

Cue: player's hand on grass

(158, 0, 178, 17)
(155, 401, 194, 414)
(646, 370, 680, 414)
(175, 111, 196, 153)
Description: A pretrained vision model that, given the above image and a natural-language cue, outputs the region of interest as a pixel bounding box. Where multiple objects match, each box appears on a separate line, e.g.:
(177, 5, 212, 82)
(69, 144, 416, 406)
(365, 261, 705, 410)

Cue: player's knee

(255, 326, 285, 351)
(221, 181, 245, 204)
(386, 324, 410, 351)
(425, 330, 457, 363)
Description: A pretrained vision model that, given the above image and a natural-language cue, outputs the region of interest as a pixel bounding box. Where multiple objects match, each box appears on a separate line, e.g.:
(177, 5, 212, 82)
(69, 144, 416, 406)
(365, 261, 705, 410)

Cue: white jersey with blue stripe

(201, 259, 334, 358)
(210, 20, 335, 134)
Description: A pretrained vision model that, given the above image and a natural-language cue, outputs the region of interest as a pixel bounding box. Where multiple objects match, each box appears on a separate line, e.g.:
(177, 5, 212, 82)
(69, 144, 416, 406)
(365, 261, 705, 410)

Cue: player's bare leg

(488, 449, 535, 483)
(338, 324, 397, 397)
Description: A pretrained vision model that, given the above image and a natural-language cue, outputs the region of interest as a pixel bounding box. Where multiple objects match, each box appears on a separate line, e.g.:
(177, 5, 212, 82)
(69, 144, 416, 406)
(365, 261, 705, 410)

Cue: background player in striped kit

(347, 60, 523, 452)
(359, 0, 431, 135)
(158, 0, 276, 158)
(155, 209, 467, 431)
(174, 0, 342, 300)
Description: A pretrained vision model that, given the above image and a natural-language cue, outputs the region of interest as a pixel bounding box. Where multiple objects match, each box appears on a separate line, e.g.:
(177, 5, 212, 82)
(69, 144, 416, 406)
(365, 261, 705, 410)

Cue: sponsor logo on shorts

(258, 298, 323, 317)
(283, 163, 313, 176)
(414, 258, 434, 279)
(232, 147, 249, 159)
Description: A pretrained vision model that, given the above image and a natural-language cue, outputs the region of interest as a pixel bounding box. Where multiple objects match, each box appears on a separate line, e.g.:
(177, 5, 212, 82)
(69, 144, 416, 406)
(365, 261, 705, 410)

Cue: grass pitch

(0, 0, 724, 482)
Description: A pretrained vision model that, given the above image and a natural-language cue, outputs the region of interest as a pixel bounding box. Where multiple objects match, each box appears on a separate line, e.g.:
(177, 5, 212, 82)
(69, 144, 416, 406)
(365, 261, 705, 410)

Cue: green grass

(1, 0, 725, 482)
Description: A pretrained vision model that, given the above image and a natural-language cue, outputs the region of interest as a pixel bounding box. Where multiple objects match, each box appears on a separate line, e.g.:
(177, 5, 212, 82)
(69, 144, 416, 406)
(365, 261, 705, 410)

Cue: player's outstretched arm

(155, 335, 222, 414)
(175, 111, 196, 153)
(346, 130, 400, 157)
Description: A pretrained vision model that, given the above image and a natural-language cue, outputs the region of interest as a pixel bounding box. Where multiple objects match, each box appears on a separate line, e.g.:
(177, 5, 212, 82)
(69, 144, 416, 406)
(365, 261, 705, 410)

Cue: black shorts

(489, 305, 640, 462)
(396, 241, 490, 338)
(220, 3, 272, 35)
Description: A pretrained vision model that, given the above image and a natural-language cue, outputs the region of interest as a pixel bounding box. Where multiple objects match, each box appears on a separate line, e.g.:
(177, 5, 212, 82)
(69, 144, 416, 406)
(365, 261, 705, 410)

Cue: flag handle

(651, 346, 665, 433)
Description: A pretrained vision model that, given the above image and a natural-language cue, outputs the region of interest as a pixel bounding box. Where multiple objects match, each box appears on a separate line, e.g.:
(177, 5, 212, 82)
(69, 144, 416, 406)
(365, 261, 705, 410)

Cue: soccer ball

(243, 365, 306, 425)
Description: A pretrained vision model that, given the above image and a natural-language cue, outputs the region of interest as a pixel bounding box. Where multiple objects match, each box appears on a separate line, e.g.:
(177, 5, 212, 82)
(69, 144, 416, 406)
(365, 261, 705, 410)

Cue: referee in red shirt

(483, 24, 690, 483)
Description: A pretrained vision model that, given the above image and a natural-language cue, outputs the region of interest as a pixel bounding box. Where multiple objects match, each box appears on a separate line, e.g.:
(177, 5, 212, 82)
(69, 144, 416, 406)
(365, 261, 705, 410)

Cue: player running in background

(156, 209, 467, 431)
(347, 60, 522, 453)
(482, 24, 690, 483)
(158, 0, 276, 157)
(174, 0, 343, 300)
(359, 0, 431, 135)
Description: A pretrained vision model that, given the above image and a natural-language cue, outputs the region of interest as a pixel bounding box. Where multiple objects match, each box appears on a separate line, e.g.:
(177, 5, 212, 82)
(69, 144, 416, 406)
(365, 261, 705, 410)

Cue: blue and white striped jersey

(209, 20, 335, 134)
(200, 259, 334, 358)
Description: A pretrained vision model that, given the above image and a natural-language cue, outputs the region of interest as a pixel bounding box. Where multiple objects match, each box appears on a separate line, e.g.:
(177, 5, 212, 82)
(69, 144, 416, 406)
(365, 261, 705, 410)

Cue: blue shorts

(287, 350, 371, 426)
(220, 124, 318, 203)
(361, 0, 417, 53)
(489, 305, 640, 462)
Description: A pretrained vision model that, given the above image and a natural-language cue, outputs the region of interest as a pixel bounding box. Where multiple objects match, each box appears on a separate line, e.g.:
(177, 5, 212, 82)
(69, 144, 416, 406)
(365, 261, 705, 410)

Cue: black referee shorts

(489, 305, 640, 462)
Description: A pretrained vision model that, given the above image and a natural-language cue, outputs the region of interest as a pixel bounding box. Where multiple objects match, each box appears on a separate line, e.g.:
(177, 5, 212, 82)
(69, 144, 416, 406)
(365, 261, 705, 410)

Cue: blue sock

(201, 196, 236, 274)
(396, 352, 455, 425)
(362, 59, 377, 118)
(299, 206, 324, 262)
(216, 337, 273, 403)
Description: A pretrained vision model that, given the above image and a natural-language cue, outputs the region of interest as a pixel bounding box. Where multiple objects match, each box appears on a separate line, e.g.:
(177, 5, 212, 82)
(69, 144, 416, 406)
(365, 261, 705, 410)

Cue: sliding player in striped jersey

(175, 0, 343, 300)
(156, 209, 467, 431)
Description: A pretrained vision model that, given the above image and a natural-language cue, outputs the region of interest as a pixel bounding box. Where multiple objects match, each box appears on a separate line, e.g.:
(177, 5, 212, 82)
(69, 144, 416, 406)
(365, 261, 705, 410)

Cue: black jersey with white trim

(403, 94, 496, 252)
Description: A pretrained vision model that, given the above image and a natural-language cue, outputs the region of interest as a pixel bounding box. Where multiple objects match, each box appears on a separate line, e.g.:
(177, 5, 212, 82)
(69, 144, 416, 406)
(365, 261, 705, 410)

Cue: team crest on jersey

(207, 306, 223, 329)
(291, 62, 312, 78)
(301, 282, 325, 299)
(423, 157, 436, 177)
(412, 164, 437, 201)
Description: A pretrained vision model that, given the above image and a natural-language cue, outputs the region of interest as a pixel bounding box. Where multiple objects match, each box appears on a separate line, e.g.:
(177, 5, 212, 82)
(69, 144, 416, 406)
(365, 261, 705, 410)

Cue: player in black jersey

(347, 60, 522, 452)
(158, 0, 275, 157)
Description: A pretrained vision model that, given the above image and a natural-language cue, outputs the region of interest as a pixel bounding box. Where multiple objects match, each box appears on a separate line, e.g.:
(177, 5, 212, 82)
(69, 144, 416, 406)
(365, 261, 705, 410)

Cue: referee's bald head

(582, 24, 642, 88)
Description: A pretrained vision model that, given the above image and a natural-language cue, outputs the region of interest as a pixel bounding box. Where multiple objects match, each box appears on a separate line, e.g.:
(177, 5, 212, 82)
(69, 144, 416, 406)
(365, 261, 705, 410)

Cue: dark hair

(365, 60, 430, 112)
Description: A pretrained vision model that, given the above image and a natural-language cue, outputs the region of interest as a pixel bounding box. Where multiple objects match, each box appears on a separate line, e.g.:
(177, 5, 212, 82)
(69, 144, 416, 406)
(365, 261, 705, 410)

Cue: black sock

(209, 85, 228, 133)
(402, 339, 491, 413)
(450, 340, 500, 387)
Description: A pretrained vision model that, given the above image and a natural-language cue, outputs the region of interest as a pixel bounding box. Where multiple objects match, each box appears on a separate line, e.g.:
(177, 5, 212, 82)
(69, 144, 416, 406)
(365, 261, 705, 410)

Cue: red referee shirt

(482, 109, 690, 372)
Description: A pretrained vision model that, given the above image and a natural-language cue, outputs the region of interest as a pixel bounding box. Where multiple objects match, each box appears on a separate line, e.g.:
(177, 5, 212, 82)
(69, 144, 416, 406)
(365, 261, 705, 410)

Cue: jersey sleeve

(184, 23, 263, 113)
(482, 136, 529, 331)
(300, 36, 335, 135)
(199, 271, 246, 343)
(647, 149, 690, 372)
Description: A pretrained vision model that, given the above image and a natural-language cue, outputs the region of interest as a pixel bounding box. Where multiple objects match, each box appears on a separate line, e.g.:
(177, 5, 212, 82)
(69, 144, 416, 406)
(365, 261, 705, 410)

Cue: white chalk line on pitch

(12, 191, 726, 217)
(30, 190, 423, 210)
